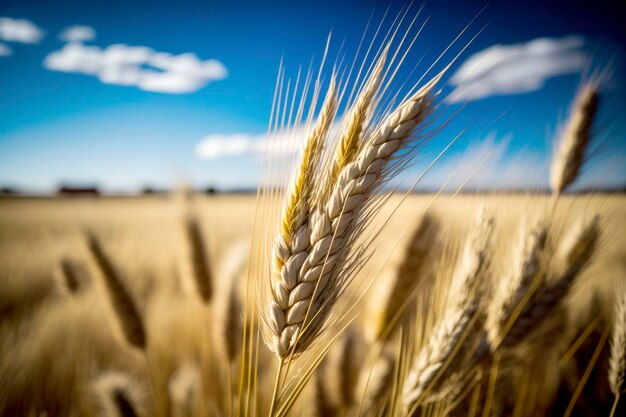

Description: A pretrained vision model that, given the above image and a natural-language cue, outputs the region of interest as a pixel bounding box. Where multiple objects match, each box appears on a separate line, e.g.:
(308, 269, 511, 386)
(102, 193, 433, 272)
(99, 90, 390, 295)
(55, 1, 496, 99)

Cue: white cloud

(195, 120, 344, 160)
(59, 25, 96, 42)
(0, 17, 45, 43)
(0, 43, 11, 56)
(196, 133, 267, 159)
(43, 42, 227, 94)
(447, 36, 586, 103)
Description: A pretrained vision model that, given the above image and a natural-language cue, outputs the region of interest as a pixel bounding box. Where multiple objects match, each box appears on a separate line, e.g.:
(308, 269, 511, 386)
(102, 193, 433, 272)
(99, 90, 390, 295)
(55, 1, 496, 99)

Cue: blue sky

(0, 0, 624, 193)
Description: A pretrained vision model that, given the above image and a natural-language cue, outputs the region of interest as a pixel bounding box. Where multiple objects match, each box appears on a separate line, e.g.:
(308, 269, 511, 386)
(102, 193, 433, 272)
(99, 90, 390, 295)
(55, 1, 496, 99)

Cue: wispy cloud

(0, 43, 11, 56)
(59, 25, 96, 42)
(421, 133, 548, 191)
(0, 17, 45, 44)
(447, 36, 586, 103)
(197, 130, 557, 191)
(43, 42, 228, 94)
(195, 120, 345, 160)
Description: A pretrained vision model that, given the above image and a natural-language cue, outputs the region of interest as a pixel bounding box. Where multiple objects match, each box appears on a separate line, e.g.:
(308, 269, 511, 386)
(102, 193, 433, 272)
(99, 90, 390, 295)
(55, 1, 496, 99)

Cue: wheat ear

(266, 71, 442, 358)
(550, 81, 599, 194)
(610, 287, 626, 396)
(86, 232, 147, 350)
(366, 214, 439, 343)
(486, 219, 547, 349)
(88, 371, 151, 417)
(268, 76, 339, 358)
(499, 215, 600, 349)
(273, 75, 338, 273)
(54, 258, 90, 295)
(168, 363, 201, 417)
(180, 214, 213, 303)
(325, 46, 388, 196)
(357, 351, 395, 415)
(214, 240, 247, 362)
(403, 208, 494, 409)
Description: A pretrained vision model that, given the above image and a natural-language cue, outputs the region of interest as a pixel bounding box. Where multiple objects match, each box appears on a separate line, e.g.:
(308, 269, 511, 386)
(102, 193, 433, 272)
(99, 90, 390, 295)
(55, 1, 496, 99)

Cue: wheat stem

(564, 328, 610, 417)
(610, 394, 620, 417)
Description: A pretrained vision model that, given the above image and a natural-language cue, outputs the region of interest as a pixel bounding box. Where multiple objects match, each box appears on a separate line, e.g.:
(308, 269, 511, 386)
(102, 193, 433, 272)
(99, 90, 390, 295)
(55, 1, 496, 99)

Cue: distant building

(0, 187, 18, 195)
(56, 186, 99, 196)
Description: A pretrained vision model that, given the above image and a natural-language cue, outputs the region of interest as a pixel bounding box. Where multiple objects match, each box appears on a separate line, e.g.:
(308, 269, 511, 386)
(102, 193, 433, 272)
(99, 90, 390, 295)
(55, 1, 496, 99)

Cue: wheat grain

(550, 81, 599, 194)
(86, 232, 147, 350)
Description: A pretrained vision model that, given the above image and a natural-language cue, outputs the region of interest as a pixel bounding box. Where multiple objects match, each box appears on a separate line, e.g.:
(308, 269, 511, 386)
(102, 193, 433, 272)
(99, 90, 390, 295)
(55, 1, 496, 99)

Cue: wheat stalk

(486, 219, 547, 350)
(168, 363, 201, 417)
(318, 328, 360, 410)
(86, 232, 147, 350)
(550, 81, 599, 194)
(266, 70, 442, 359)
(498, 215, 600, 349)
(365, 213, 439, 343)
(357, 351, 395, 415)
(402, 208, 493, 410)
(180, 214, 213, 303)
(609, 287, 626, 396)
(88, 371, 151, 417)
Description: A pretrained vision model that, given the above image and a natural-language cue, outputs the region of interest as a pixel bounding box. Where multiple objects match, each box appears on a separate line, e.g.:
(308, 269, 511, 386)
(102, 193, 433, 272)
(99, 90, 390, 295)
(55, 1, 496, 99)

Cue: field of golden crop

(1, 194, 624, 417)
(1, 194, 625, 293)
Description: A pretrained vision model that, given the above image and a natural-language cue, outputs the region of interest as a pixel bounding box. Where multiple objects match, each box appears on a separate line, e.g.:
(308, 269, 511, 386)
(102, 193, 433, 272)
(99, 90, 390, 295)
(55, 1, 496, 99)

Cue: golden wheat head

(403, 208, 494, 410)
(550, 81, 599, 194)
(85, 232, 147, 350)
(265, 64, 443, 359)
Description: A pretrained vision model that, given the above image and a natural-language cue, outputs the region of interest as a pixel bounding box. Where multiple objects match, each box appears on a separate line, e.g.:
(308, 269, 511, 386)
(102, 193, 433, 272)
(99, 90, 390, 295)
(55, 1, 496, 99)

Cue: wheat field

(0, 194, 624, 416)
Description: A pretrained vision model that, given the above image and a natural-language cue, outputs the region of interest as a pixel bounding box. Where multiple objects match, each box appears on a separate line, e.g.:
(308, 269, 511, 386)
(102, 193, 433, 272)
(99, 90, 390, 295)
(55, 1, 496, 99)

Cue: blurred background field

(2, 193, 624, 310)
